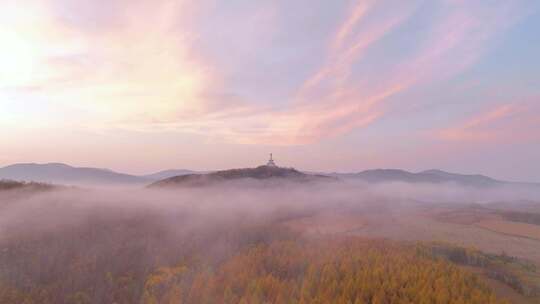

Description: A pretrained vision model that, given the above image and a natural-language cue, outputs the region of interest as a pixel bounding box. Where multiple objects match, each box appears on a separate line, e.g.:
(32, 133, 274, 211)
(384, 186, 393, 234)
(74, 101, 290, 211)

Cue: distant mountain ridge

(329, 169, 511, 187)
(0, 163, 148, 186)
(0, 163, 206, 186)
(1, 162, 537, 188)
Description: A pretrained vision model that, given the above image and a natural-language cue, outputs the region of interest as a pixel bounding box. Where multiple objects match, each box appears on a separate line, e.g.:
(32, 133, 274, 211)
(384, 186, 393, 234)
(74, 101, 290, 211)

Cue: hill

(0, 180, 56, 192)
(2, 162, 537, 189)
(149, 165, 334, 188)
(331, 169, 507, 187)
(0, 163, 149, 186)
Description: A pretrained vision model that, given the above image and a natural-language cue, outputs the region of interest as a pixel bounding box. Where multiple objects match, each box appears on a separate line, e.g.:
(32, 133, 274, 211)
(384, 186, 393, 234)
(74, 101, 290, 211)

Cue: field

(282, 203, 540, 265)
(476, 220, 540, 241)
(281, 200, 540, 303)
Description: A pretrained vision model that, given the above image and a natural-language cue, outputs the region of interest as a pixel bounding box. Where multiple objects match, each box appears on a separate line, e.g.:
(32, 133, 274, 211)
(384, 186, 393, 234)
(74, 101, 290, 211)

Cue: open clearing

(476, 219, 540, 241)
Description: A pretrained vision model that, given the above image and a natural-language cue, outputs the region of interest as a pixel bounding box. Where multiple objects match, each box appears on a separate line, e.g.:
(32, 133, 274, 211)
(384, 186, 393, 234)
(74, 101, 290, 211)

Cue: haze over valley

(1, 0, 540, 303)
(1, 157, 540, 303)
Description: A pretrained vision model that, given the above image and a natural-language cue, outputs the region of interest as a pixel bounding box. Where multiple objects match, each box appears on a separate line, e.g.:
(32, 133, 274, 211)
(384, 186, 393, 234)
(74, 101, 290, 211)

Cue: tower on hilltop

(266, 153, 277, 167)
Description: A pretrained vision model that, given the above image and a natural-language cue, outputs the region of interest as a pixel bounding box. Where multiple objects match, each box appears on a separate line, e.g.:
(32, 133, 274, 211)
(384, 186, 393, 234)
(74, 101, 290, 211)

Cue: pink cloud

(438, 99, 540, 142)
(144, 0, 530, 146)
(2, 0, 534, 147)
(331, 0, 373, 52)
(297, 0, 412, 99)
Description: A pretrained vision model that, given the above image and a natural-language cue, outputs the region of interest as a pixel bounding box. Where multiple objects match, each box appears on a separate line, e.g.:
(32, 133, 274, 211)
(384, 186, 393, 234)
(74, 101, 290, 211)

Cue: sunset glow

(1, 0, 539, 181)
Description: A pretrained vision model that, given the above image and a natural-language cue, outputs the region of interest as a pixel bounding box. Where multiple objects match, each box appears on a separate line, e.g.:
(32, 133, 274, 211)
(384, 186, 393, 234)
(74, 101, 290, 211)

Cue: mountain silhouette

(0, 163, 148, 186)
(332, 169, 505, 187)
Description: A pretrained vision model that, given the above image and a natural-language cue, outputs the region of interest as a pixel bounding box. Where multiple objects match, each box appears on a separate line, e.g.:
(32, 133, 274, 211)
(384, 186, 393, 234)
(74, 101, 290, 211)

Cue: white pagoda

(266, 153, 277, 167)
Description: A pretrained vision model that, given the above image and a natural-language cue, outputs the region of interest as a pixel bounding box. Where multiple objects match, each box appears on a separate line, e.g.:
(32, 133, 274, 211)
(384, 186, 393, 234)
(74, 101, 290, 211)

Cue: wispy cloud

(0, 0, 535, 147)
(331, 0, 371, 51)
(296, 1, 408, 98)
(205, 0, 416, 145)
(215, 0, 528, 145)
(438, 98, 540, 142)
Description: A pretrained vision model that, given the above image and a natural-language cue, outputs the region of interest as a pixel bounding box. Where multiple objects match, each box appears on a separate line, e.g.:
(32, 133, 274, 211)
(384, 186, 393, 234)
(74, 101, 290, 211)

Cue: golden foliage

(142, 239, 507, 304)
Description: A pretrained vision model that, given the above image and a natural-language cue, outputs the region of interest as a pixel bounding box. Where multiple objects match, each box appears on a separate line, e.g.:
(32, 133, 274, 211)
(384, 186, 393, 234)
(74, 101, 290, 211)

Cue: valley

(1, 173, 539, 303)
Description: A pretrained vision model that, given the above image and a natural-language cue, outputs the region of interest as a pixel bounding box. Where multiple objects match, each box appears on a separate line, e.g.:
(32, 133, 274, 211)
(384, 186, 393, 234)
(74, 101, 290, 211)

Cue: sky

(1, 0, 539, 182)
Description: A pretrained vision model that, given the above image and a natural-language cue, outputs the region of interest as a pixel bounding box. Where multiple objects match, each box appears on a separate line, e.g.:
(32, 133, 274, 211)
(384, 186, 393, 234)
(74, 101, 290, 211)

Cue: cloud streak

(438, 98, 540, 143)
(1, 0, 537, 149)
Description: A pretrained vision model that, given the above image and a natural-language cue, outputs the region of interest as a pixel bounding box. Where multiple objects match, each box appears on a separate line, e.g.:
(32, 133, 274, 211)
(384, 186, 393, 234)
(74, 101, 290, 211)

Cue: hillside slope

(142, 169, 202, 181)
(0, 163, 149, 186)
(0, 180, 56, 192)
(149, 165, 335, 188)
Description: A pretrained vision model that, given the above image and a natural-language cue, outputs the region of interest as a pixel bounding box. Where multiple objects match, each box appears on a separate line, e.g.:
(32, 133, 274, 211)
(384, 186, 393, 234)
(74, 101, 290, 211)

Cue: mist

(1, 179, 539, 303)
(1, 179, 538, 241)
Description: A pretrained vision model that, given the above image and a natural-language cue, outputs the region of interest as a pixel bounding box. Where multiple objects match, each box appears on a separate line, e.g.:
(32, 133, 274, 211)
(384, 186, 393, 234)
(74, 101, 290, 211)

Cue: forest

(141, 239, 506, 304)
(0, 185, 535, 303)
(0, 218, 508, 304)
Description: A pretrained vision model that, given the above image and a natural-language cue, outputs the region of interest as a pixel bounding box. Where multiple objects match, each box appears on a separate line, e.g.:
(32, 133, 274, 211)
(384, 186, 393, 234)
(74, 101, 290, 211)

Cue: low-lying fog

(1, 179, 539, 304)
(1, 180, 538, 241)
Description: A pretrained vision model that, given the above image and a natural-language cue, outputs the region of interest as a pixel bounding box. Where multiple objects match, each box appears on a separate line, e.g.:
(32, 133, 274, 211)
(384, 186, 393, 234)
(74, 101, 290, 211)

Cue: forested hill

(148, 165, 336, 188)
(0, 180, 56, 192)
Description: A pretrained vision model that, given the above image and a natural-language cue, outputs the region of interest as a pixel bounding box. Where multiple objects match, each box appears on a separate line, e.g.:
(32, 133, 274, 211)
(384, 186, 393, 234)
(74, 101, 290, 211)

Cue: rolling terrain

(0, 163, 148, 186)
(1, 183, 528, 304)
(331, 168, 539, 188)
(0, 163, 199, 186)
(1, 164, 539, 303)
(2, 162, 538, 190)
